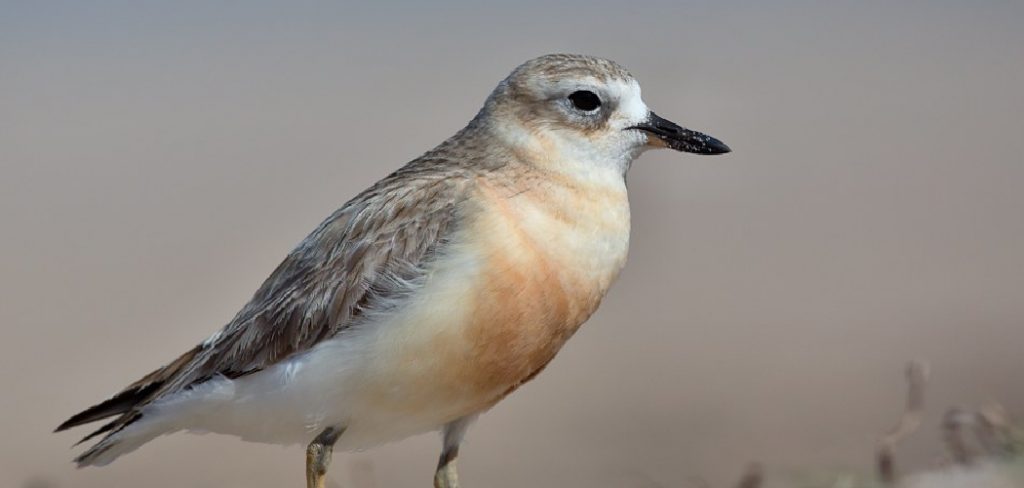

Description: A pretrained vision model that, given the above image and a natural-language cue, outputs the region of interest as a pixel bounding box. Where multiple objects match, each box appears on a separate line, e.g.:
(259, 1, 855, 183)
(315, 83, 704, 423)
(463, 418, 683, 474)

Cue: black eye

(568, 90, 601, 111)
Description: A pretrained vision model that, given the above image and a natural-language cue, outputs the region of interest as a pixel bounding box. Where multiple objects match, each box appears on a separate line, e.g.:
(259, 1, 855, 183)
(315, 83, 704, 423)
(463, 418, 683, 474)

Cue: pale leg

(306, 426, 343, 488)
(434, 415, 476, 488)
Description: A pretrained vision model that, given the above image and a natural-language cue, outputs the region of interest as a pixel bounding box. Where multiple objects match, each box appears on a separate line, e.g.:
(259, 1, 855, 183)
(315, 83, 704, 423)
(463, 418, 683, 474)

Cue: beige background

(2, 1, 1023, 487)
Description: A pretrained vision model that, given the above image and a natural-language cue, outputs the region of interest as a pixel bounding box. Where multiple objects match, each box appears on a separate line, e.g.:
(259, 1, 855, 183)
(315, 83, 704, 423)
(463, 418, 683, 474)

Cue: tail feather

(57, 345, 202, 434)
(75, 412, 140, 446)
(73, 413, 160, 467)
(57, 346, 204, 466)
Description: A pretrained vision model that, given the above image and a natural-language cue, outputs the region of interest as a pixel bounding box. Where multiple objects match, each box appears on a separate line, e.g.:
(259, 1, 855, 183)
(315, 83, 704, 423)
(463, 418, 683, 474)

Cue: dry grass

(711, 361, 1024, 488)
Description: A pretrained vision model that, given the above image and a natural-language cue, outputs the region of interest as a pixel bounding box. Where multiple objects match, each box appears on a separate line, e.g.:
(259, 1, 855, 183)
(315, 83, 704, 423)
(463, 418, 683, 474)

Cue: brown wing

(56, 162, 475, 439)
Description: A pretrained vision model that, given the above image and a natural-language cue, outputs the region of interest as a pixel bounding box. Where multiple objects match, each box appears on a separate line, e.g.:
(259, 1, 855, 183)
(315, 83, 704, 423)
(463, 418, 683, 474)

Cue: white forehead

(613, 78, 648, 125)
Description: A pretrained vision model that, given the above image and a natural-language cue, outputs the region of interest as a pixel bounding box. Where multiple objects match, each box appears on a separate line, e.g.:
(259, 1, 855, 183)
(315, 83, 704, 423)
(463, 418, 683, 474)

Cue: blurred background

(2, 1, 1023, 487)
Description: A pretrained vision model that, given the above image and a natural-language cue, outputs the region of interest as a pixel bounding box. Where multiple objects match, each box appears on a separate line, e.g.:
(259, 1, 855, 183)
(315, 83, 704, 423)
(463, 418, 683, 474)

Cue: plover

(56, 54, 730, 488)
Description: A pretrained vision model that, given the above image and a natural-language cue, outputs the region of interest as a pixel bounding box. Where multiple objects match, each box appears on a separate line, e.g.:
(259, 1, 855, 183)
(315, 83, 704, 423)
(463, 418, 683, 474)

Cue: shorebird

(56, 54, 729, 487)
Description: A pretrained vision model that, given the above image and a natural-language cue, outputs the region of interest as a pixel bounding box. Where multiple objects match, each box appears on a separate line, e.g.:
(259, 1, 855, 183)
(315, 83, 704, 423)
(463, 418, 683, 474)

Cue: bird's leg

(434, 415, 476, 488)
(434, 445, 459, 488)
(306, 426, 343, 488)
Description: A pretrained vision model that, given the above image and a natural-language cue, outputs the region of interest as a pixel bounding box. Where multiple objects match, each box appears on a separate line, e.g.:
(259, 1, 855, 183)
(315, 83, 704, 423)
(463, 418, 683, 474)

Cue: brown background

(2, 1, 1023, 487)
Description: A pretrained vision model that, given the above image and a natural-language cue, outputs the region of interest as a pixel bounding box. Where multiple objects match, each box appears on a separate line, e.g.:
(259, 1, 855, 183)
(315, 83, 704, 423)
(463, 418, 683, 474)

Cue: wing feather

(57, 162, 475, 435)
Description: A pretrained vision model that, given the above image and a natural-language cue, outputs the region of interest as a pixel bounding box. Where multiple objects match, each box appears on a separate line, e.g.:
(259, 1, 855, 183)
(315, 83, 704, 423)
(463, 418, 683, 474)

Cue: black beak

(629, 112, 731, 155)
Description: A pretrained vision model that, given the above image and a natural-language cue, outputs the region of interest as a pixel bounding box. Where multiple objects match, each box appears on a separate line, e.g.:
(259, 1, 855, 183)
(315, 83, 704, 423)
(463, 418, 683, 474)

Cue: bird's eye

(568, 90, 601, 112)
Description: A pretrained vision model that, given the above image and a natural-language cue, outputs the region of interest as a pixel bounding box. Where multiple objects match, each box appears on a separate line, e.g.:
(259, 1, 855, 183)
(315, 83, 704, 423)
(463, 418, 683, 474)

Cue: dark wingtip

(54, 383, 158, 433)
(55, 415, 86, 433)
(56, 404, 111, 432)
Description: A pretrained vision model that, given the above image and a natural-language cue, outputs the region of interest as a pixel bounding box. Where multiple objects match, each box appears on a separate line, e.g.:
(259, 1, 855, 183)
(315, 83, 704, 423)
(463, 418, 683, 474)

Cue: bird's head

(479, 54, 730, 174)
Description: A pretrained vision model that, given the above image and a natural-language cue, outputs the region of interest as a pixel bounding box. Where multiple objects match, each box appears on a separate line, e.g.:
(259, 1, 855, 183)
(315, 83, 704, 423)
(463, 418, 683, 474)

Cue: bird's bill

(630, 112, 731, 155)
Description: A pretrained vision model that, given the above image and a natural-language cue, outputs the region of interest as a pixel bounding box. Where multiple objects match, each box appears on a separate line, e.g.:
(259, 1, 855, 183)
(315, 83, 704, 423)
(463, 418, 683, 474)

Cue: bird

(55, 53, 730, 488)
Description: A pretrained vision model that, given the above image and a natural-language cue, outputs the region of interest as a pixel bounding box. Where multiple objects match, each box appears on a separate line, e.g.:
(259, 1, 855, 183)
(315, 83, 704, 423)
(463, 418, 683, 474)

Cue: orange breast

(455, 172, 630, 394)
(358, 169, 630, 421)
